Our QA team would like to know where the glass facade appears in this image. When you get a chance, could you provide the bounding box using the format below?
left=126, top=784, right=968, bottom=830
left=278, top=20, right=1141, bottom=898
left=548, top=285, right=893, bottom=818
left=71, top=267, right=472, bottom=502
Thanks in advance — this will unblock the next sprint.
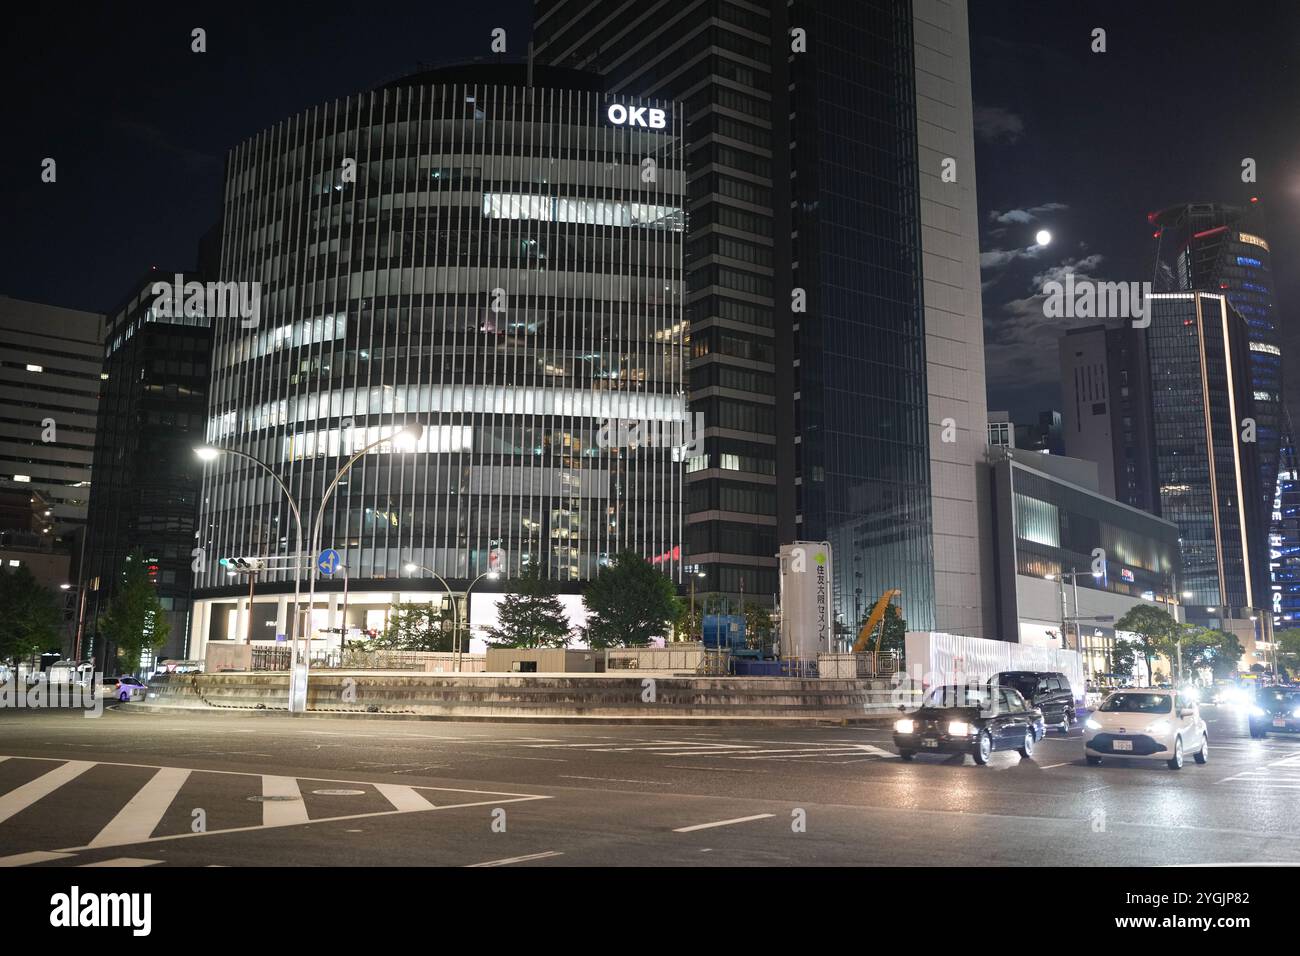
left=84, top=274, right=213, bottom=663
left=534, top=0, right=784, bottom=605
left=1146, top=293, right=1263, bottom=621
left=1271, top=426, right=1300, bottom=627
left=790, top=0, right=934, bottom=632
left=1152, top=203, right=1279, bottom=578
left=194, top=72, right=685, bottom=612
left=1010, top=467, right=1179, bottom=604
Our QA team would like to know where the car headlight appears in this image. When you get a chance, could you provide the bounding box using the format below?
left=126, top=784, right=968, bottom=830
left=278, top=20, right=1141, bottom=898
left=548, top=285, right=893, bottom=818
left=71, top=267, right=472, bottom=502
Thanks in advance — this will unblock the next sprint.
left=1085, top=718, right=1102, bottom=730
left=1146, top=720, right=1171, bottom=735
left=947, top=721, right=971, bottom=736
left=1250, top=706, right=1266, bottom=718
left=895, top=719, right=915, bottom=734
left=1292, top=709, right=1300, bottom=719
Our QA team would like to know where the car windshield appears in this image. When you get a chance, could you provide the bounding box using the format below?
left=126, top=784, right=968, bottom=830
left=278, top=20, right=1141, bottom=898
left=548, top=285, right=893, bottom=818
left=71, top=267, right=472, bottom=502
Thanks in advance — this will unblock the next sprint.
left=1099, top=692, right=1172, bottom=714
left=1258, top=689, right=1300, bottom=708
left=922, top=685, right=991, bottom=709
left=999, top=674, right=1038, bottom=697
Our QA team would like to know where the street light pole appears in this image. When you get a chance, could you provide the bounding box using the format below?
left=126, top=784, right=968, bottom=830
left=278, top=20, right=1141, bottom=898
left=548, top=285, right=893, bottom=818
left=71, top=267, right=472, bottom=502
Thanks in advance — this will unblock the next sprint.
left=459, top=570, right=501, bottom=672
left=195, top=445, right=304, bottom=704
left=304, top=424, right=423, bottom=707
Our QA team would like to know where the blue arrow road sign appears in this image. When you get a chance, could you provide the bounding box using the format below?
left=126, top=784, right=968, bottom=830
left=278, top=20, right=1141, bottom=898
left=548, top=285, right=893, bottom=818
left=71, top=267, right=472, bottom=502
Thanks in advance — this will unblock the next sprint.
left=317, top=549, right=342, bottom=576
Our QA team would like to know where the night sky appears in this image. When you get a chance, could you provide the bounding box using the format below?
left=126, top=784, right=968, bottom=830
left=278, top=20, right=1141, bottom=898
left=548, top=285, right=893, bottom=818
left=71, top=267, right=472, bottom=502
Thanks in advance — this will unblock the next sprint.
left=2, top=1, right=1296, bottom=425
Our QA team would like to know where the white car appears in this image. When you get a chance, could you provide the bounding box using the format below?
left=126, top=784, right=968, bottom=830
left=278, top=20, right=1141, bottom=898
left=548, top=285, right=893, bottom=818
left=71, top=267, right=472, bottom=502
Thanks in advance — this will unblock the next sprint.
left=1083, top=688, right=1208, bottom=770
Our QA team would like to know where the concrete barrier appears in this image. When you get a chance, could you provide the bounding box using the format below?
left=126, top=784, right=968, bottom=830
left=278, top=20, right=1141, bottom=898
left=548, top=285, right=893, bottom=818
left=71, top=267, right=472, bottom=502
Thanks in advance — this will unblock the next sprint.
left=146, top=672, right=912, bottom=719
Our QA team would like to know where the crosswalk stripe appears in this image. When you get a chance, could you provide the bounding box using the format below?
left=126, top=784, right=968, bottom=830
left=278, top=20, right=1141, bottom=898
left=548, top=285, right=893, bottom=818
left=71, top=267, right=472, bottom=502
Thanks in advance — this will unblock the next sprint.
left=88, top=766, right=191, bottom=849
left=0, top=760, right=94, bottom=825
left=79, top=858, right=162, bottom=867
left=0, top=850, right=76, bottom=867
left=261, top=776, right=309, bottom=827
left=373, top=783, right=437, bottom=812
left=467, top=850, right=563, bottom=867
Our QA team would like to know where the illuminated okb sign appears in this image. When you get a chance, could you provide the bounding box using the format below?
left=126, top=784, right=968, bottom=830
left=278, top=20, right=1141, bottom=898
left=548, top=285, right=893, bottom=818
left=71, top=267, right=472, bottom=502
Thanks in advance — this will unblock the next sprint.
left=606, top=103, right=667, bottom=129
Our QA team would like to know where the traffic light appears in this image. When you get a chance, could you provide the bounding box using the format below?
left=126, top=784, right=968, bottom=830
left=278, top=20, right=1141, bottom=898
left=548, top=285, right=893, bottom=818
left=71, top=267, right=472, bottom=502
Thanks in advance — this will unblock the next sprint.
left=219, top=557, right=265, bottom=572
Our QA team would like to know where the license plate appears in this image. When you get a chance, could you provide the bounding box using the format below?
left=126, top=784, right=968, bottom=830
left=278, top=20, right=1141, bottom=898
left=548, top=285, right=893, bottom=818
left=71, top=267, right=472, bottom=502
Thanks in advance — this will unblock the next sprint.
left=1275, top=719, right=1287, bottom=727
left=922, top=739, right=939, bottom=748
left=1112, top=740, right=1133, bottom=751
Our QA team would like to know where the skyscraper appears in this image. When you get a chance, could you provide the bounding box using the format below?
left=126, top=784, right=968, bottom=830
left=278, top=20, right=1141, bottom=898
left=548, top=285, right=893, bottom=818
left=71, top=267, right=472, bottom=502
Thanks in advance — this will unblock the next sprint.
left=83, top=270, right=215, bottom=668
left=1151, top=202, right=1280, bottom=524
left=1147, top=292, right=1266, bottom=643
left=533, top=0, right=991, bottom=637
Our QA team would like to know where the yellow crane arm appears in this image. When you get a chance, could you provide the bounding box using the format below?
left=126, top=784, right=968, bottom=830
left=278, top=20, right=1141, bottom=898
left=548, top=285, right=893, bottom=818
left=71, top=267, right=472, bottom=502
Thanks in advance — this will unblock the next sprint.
left=851, top=589, right=902, bottom=655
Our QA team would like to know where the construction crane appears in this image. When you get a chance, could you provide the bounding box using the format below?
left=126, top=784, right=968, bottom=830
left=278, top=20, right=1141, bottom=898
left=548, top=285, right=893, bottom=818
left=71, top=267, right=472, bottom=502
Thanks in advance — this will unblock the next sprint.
left=851, top=589, right=902, bottom=655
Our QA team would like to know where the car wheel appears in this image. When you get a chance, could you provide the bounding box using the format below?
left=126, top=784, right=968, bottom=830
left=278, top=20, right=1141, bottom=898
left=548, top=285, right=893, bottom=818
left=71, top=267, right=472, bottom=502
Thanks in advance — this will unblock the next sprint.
left=1250, top=727, right=1267, bottom=739
left=1167, top=736, right=1184, bottom=770
left=1018, top=730, right=1035, bottom=759
left=973, top=730, right=993, bottom=765
left=1086, top=755, right=1103, bottom=766
left=898, top=750, right=915, bottom=761
left=1058, top=709, right=1072, bottom=734
left=1194, top=735, right=1208, bottom=764
left=118, top=691, right=129, bottom=702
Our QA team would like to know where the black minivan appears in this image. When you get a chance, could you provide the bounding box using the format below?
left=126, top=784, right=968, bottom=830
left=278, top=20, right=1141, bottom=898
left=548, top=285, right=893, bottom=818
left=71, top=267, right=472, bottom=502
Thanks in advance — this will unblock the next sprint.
left=990, top=671, right=1076, bottom=734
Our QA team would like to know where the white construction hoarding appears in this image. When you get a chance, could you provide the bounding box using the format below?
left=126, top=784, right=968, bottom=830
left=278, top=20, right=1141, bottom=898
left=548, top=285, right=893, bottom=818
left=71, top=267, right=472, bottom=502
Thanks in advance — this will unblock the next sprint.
left=904, top=631, right=1086, bottom=701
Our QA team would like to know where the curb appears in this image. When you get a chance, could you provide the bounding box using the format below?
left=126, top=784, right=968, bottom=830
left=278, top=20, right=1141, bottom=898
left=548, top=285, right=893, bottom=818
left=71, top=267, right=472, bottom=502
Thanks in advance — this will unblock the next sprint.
left=121, top=702, right=900, bottom=727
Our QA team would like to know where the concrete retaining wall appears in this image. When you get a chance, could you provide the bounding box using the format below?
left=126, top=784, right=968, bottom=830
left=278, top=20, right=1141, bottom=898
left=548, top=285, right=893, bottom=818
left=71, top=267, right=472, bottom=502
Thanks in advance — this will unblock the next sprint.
left=148, top=672, right=914, bottom=718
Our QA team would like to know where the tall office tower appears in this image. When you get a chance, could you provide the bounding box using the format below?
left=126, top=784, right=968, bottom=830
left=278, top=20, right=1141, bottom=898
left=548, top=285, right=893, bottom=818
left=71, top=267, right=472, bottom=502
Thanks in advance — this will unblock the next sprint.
left=534, top=0, right=991, bottom=637
left=0, top=296, right=105, bottom=548
left=82, top=271, right=215, bottom=669
left=1147, top=293, right=1267, bottom=644
left=1271, top=419, right=1300, bottom=630
left=1150, top=202, right=1279, bottom=521
left=536, top=0, right=787, bottom=610
left=1060, top=323, right=1158, bottom=513
left=190, top=64, right=685, bottom=654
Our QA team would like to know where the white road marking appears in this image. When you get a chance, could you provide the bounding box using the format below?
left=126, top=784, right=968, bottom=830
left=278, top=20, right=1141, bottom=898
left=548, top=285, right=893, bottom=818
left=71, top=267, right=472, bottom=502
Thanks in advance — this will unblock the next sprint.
left=673, top=813, right=775, bottom=833
left=0, top=760, right=94, bottom=825
left=373, top=783, right=437, bottom=812
left=1039, top=762, right=1071, bottom=770
left=558, top=775, right=671, bottom=785
left=261, top=776, right=309, bottom=827
left=467, top=850, right=563, bottom=867
left=80, top=857, right=162, bottom=867
left=88, top=766, right=191, bottom=848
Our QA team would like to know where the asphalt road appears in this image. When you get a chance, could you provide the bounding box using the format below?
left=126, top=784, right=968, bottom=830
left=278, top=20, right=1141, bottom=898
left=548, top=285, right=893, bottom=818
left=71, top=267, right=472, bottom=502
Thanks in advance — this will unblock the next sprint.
left=1, top=704, right=1298, bottom=867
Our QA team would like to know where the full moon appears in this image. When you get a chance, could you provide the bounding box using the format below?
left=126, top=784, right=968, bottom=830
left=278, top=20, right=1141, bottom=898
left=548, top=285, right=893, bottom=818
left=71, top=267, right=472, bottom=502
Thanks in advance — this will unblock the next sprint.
left=1035, top=229, right=1052, bottom=246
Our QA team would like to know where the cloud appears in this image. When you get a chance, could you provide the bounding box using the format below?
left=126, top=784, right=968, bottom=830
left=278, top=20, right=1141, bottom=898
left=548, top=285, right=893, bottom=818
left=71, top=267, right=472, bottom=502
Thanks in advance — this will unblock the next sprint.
left=973, top=105, right=1025, bottom=144
left=988, top=202, right=1068, bottom=225
left=981, top=254, right=1109, bottom=391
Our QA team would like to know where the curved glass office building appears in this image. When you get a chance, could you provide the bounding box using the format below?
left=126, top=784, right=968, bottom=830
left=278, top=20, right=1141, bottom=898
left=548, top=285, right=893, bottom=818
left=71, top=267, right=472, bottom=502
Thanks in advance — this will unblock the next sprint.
left=191, top=65, right=685, bottom=652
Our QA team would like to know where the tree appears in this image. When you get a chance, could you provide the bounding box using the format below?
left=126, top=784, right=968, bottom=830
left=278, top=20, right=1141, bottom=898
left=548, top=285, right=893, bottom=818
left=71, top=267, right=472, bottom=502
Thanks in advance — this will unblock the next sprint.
left=483, top=561, right=571, bottom=648
left=1111, top=638, right=1140, bottom=679
left=373, top=602, right=454, bottom=652
left=672, top=600, right=701, bottom=643
left=582, top=550, right=678, bottom=648
left=0, top=564, right=63, bottom=668
left=744, top=604, right=774, bottom=651
left=1181, top=626, right=1243, bottom=680
left=97, top=550, right=170, bottom=674
left=1114, top=605, right=1177, bottom=683
left=863, top=603, right=907, bottom=658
